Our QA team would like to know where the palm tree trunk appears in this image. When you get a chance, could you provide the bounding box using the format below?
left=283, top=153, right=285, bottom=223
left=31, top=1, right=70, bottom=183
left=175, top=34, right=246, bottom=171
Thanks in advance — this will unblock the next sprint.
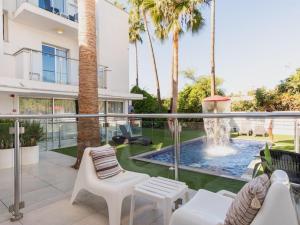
left=169, top=43, right=174, bottom=112
left=171, top=30, right=179, bottom=113
left=74, top=0, right=100, bottom=169
left=142, top=11, right=162, bottom=111
left=135, top=41, right=139, bottom=87
left=210, top=0, right=216, bottom=96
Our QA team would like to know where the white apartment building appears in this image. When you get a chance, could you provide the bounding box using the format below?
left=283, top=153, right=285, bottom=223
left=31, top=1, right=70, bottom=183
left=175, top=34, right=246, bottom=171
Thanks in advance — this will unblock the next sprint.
left=0, top=0, right=142, bottom=116
left=0, top=0, right=142, bottom=149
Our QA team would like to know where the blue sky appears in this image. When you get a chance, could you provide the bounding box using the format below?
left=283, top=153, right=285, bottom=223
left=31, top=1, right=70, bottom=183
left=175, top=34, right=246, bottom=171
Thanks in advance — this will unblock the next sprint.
left=122, top=0, right=300, bottom=98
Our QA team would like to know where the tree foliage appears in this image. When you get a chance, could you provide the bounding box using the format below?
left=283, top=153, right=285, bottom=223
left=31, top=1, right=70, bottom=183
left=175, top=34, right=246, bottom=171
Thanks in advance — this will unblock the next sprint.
left=277, top=69, right=300, bottom=95
left=129, top=7, right=145, bottom=44
left=231, top=100, right=255, bottom=112
left=232, top=69, right=300, bottom=112
left=130, top=86, right=162, bottom=113
left=143, top=0, right=207, bottom=113
left=178, top=75, right=224, bottom=113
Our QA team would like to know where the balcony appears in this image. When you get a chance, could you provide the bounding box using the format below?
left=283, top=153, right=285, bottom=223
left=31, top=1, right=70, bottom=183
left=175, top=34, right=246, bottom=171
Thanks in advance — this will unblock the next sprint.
left=14, top=48, right=108, bottom=89
left=14, top=0, right=78, bottom=38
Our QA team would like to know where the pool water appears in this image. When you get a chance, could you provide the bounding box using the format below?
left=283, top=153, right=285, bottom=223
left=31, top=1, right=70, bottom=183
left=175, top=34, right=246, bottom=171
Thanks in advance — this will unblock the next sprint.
left=143, top=139, right=266, bottom=177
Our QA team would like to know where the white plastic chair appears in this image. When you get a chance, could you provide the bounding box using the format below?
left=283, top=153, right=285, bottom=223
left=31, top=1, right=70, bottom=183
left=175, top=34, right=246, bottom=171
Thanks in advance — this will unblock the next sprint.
left=170, top=170, right=299, bottom=225
left=253, top=124, right=266, bottom=136
left=238, top=120, right=251, bottom=136
left=71, top=146, right=150, bottom=225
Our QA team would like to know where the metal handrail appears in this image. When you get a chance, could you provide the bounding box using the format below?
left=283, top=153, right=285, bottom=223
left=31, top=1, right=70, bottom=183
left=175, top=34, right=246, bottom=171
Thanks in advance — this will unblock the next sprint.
left=7, top=48, right=109, bottom=69
left=0, top=112, right=300, bottom=120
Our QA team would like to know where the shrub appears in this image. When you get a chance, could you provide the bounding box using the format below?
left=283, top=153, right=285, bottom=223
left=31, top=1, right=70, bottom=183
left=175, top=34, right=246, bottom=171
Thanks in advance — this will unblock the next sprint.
left=20, top=121, right=44, bottom=147
left=131, top=86, right=161, bottom=113
left=0, top=120, right=14, bottom=149
left=131, top=86, right=168, bottom=128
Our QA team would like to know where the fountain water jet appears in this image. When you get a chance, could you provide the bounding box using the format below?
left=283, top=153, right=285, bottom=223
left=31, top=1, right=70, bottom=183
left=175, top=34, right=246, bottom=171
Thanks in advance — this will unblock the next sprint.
left=202, top=96, right=236, bottom=157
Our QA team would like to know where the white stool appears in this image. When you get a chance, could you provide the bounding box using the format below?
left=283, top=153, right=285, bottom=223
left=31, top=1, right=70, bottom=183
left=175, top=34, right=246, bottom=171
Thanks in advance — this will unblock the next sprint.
left=129, top=177, right=188, bottom=225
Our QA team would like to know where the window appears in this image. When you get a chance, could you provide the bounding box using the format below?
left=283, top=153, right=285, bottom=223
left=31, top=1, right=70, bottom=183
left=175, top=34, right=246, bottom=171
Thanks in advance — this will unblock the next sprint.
left=42, top=44, right=68, bottom=84
left=19, top=97, right=52, bottom=115
left=107, top=101, right=124, bottom=114
left=99, top=101, right=105, bottom=114
left=53, top=0, right=66, bottom=15
left=2, top=10, right=8, bottom=42
left=38, top=0, right=78, bottom=22
left=98, top=67, right=107, bottom=89
left=39, top=0, right=66, bottom=14
left=19, top=97, right=77, bottom=115
left=54, top=99, right=76, bottom=114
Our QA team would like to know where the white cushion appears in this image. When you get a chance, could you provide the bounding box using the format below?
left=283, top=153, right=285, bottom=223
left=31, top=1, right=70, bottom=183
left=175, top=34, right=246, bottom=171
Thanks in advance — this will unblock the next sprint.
left=170, top=189, right=233, bottom=225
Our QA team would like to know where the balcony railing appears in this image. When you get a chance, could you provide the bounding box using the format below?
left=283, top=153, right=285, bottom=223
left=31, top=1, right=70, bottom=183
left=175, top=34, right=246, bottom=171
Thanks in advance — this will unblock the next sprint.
left=0, top=112, right=299, bottom=221
left=16, top=0, right=78, bottom=22
left=13, top=48, right=108, bottom=88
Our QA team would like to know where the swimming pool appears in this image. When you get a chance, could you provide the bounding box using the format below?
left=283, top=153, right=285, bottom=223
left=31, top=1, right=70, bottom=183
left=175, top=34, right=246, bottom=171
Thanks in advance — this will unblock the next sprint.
left=139, top=139, right=266, bottom=178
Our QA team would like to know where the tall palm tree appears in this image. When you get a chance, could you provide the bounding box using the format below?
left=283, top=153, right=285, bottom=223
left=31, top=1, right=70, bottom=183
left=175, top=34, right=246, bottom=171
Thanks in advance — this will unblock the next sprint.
left=129, top=0, right=163, bottom=110
left=145, top=0, right=207, bottom=112
left=74, top=0, right=100, bottom=169
left=210, top=0, right=216, bottom=96
left=129, top=8, right=145, bottom=87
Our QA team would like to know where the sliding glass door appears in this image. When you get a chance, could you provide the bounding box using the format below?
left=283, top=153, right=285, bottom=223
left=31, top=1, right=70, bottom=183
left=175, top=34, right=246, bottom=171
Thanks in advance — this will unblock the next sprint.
left=52, top=0, right=66, bottom=15
left=42, top=44, right=68, bottom=84
left=56, top=48, right=68, bottom=84
left=42, top=45, right=56, bottom=83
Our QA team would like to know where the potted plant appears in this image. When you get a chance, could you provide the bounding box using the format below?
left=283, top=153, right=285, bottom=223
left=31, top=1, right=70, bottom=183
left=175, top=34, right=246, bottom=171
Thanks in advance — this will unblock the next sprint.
left=252, top=144, right=273, bottom=178
left=0, top=120, right=14, bottom=169
left=20, top=121, right=44, bottom=165
left=0, top=120, right=44, bottom=169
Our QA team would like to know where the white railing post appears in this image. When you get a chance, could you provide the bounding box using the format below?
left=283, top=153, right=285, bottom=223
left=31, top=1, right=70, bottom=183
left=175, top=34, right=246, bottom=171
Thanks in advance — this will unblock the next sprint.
left=173, top=119, right=181, bottom=181
left=295, top=119, right=300, bottom=153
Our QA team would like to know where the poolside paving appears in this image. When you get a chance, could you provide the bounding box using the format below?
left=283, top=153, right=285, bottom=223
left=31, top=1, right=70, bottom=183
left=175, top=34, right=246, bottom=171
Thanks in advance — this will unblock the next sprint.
left=0, top=151, right=194, bottom=225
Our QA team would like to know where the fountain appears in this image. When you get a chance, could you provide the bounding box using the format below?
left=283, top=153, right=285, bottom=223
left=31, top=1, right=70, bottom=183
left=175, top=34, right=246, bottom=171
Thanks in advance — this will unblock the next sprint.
left=202, top=95, right=237, bottom=157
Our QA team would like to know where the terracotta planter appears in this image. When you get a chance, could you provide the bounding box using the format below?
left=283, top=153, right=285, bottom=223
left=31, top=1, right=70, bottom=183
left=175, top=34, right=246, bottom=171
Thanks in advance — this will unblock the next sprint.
left=0, top=146, right=39, bottom=169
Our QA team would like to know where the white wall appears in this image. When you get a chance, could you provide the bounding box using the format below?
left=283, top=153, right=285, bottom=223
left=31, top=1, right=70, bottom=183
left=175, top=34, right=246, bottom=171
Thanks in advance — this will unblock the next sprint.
left=96, top=0, right=129, bottom=93
left=0, top=0, right=3, bottom=55
left=230, top=118, right=296, bottom=136
left=0, top=93, right=19, bottom=114
left=3, top=0, right=15, bottom=12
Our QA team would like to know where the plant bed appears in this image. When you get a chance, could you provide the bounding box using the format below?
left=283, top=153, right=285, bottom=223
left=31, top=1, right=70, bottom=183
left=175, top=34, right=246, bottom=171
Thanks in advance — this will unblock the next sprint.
left=0, top=120, right=44, bottom=169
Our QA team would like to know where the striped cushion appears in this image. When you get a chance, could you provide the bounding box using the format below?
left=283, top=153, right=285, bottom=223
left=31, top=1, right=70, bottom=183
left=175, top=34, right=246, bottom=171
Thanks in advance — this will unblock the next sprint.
left=90, top=145, right=123, bottom=179
left=224, top=174, right=271, bottom=225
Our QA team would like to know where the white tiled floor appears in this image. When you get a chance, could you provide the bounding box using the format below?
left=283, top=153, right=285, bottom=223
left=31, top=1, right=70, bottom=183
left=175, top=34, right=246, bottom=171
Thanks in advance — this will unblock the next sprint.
left=0, top=151, right=166, bottom=225
left=0, top=151, right=299, bottom=225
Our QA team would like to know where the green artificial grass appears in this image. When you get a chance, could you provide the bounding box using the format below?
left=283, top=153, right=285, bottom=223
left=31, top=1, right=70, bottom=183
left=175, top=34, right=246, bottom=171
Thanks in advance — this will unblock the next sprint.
left=52, top=128, right=294, bottom=193
left=231, top=133, right=295, bottom=152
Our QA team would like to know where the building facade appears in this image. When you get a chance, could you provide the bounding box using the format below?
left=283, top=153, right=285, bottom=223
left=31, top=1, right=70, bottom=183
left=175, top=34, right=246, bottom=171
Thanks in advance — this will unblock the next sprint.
left=0, top=0, right=142, bottom=149
left=0, top=0, right=142, bottom=115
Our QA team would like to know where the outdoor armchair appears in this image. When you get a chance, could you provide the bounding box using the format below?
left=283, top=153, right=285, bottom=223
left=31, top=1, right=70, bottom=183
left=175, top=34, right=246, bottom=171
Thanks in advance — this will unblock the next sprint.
left=71, top=146, right=150, bottom=225
left=119, top=125, right=152, bottom=146
left=260, top=149, right=300, bottom=184
left=169, top=170, right=298, bottom=225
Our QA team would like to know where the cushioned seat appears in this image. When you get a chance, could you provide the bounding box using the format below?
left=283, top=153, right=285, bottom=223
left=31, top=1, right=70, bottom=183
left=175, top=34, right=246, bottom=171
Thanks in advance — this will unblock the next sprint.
left=170, top=170, right=299, bottom=225
left=171, top=189, right=233, bottom=225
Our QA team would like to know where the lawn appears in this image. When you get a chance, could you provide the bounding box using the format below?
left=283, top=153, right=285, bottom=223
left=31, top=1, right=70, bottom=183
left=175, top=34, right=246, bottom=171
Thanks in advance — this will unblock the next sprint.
left=52, top=128, right=295, bottom=193
left=231, top=133, right=295, bottom=151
